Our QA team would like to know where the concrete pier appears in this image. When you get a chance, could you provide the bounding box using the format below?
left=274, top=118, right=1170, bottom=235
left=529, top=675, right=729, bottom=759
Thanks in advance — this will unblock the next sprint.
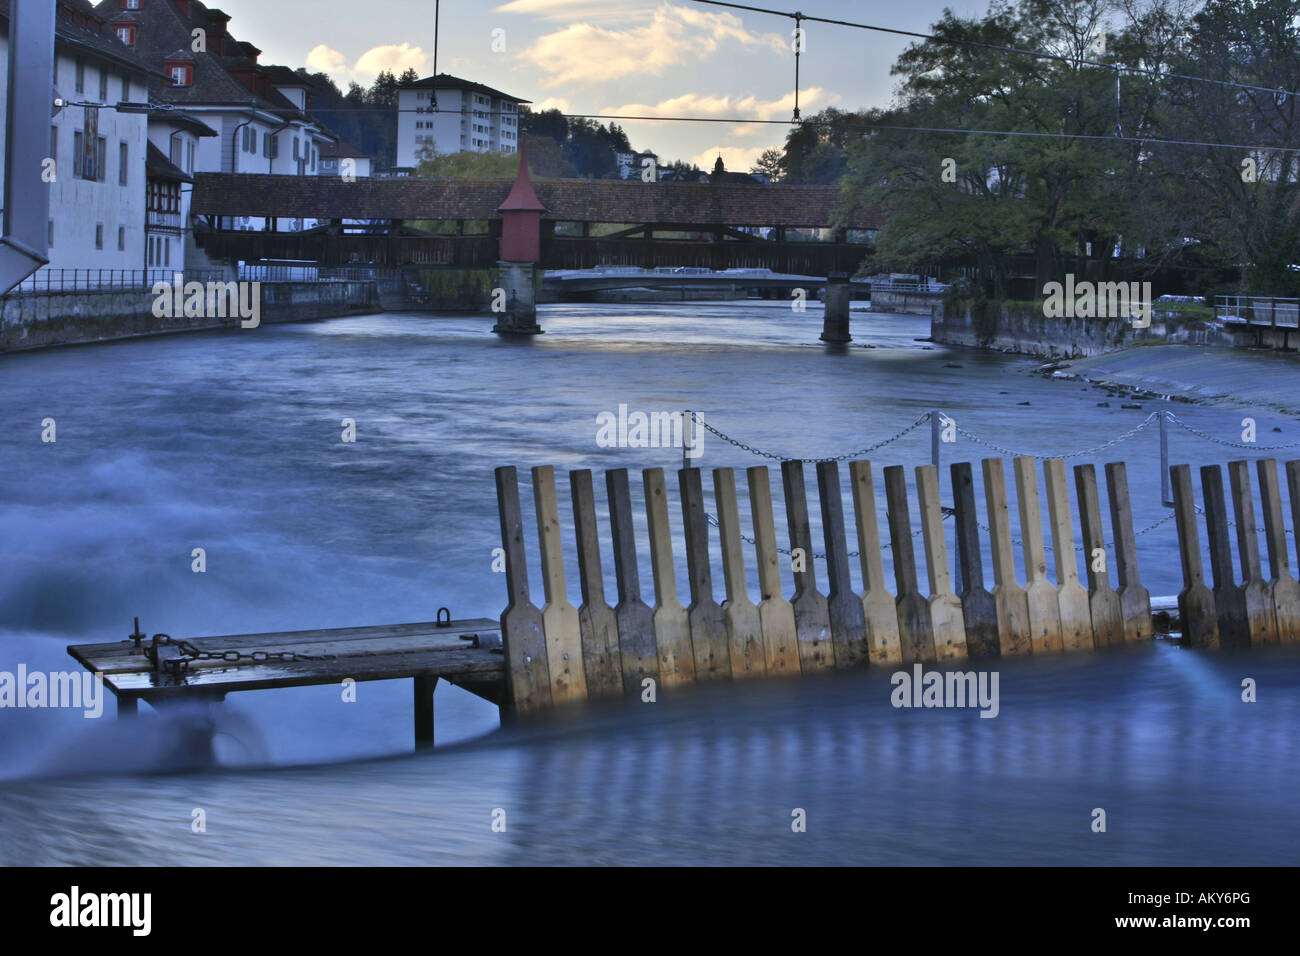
left=820, top=273, right=851, bottom=343
left=491, top=261, right=542, bottom=334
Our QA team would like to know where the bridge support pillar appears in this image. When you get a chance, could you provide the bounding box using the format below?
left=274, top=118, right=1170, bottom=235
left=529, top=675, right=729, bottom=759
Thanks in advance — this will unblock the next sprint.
left=820, top=273, right=851, bottom=343
left=492, top=261, right=542, bottom=335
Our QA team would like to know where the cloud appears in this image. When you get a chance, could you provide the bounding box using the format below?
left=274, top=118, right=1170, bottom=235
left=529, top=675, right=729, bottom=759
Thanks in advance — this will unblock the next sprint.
left=520, top=3, right=786, bottom=87
left=603, top=89, right=832, bottom=123
left=304, top=43, right=429, bottom=85
left=534, top=96, right=572, bottom=112
left=494, top=0, right=654, bottom=20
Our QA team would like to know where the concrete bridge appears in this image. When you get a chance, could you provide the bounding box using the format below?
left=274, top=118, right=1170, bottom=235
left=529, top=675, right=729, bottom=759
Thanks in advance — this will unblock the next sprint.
left=189, top=141, right=882, bottom=339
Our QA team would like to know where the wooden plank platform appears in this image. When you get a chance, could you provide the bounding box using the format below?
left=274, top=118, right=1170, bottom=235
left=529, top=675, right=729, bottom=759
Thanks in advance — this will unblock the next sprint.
left=67, top=618, right=506, bottom=715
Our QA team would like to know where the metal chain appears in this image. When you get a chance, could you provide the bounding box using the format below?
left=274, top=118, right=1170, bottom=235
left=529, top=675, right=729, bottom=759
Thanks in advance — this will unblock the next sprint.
left=705, top=509, right=935, bottom=560
left=976, top=509, right=1179, bottom=550
left=1167, top=413, right=1300, bottom=451
left=955, top=413, right=1159, bottom=460
left=691, top=412, right=931, bottom=463
left=143, top=633, right=338, bottom=678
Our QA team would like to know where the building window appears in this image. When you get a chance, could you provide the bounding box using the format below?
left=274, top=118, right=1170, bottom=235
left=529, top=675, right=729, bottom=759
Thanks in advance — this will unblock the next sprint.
left=170, top=134, right=182, bottom=167
left=187, top=141, right=195, bottom=173
left=99, top=69, right=108, bottom=101
left=170, top=65, right=191, bottom=86
left=164, top=239, right=170, bottom=267
left=48, top=220, right=54, bottom=246
left=115, top=25, right=136, bottom=46
left=95, top=224, right=104, bottom=250
left=75, top=59, right=84, bottom=93
left=117, top=226, right=125, bottom=251
left=121, top=73, right=130, bottom=100
left=124, top=0, right=140, bottom=8
left=119, top=142, right=128, bottom=185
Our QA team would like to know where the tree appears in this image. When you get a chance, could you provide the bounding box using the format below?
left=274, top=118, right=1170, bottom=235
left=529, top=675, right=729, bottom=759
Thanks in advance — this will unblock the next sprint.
left=750, top=147, right=784, bottom=181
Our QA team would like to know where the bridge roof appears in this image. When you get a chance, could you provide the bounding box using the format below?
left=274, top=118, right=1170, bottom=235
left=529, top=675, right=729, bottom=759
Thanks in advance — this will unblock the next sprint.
left=191, top=174, right=882, bottom=229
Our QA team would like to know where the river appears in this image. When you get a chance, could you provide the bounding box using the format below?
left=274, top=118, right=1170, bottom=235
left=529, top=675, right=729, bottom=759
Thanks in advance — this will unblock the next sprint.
left=1, top=302, right=1297, bottom=864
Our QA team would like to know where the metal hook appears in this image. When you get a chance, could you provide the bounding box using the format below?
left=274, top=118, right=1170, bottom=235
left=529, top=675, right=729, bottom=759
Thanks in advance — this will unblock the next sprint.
left=436, top=607, right=452, bottom=627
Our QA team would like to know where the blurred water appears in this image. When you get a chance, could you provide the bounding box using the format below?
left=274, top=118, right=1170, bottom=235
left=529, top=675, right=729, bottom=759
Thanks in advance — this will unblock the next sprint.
left=0, top=302, right=1297, bottom=864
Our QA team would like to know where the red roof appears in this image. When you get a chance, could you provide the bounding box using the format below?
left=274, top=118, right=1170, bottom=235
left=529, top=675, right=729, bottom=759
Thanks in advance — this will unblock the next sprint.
left=496, top=139, right=547, bottom=213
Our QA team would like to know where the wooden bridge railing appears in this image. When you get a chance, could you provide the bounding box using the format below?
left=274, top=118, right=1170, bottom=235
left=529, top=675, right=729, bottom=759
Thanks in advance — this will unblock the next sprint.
left=494, top=456, right=1157, bottom=716
left=1170, top=459, right=1300, bottom=649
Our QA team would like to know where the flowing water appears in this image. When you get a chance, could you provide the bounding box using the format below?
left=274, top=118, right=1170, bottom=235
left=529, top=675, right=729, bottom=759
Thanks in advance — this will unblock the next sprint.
left=1, top=303, right=1297, bottom=864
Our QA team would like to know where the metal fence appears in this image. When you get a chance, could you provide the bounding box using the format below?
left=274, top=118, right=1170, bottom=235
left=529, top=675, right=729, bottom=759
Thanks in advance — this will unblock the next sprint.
left=4, top=269, right=228, bottom=295
left=1215, top=295, right=1300, bottom=328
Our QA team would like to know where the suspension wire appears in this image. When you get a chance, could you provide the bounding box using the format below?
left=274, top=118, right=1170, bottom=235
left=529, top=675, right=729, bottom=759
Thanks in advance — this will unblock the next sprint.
left=432, top=0, right=440, bottom=111
left=689, top=0, right=1300, bottom=101
left=792, top=11, right=802, bottom=121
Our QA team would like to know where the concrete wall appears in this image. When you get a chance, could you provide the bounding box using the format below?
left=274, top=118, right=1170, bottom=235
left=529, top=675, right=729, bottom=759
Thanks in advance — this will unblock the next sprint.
left=931, top=301, right=1146, bottom=357
left=872, top=289, right=945, bottom=315
left=1, top=280, right=379, bottom=353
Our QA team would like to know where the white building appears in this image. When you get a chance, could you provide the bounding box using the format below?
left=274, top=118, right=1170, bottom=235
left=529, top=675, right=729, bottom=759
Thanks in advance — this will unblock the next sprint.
left=319, top=141, right=372, bottom=179
left=395, top=74, right=528, bottom=169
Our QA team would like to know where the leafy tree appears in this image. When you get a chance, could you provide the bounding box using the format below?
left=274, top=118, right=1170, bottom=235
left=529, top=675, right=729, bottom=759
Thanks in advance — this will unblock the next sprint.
left=750, top=147, right=784, bottom=181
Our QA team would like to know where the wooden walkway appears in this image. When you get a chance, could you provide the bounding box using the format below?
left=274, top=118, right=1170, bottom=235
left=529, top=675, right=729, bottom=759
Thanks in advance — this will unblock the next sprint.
left=67, top=617, right=503, bottom=747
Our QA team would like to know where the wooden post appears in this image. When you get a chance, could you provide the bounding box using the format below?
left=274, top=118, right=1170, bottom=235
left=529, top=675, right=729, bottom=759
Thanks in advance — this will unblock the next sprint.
left=884, top=465, right=935, bottom=662
left=1105, top=462, right=1153, bottom=642
left=643, top=467, right=696, bottom=688
left=607, top=468, right=660, bottom=693
left=747, top=466, right=800, bottom=675
left=781, top=461, right=835, bottom=673
left=1014, top=457, right=1063, bottom=654
left=570, top=469, right=623, bottom=698
left=915, top=464, right=966, bottom=660
left=414, top=675, right=437, bottom=749
left=1171, top=464, right=1219, bottom=648
left=679, top=467, right=730, bottom=679
left=1259, top=459, right=1300, bottom=643
left=118, top=694, right=138, bottom=720
left=714, top=468, right=766, bottom=677
left=950, top=462, right=999, bottom=658
left=1229, top=460, right=1279, bottom=645
left=1074, top=464, right=1124, bottom=649
left=1201, top=464, right=1249, bottom=647
left=982, top=458, right=1032, bottom=655
left=494, top=466, right=552, bottom=716
left=1043, top=458, right=1092, bottom=652
left=817, top=461, right=870, bottom=668
left=532, top=466, right=588, bottom=703
left=849, top=460, right=903, bottom=665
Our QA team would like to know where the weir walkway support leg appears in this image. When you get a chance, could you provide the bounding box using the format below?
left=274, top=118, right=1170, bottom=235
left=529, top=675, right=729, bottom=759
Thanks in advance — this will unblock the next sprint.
left=492, top=261, right=543, bottom=335
left=820, top=273, right=851, bottom=343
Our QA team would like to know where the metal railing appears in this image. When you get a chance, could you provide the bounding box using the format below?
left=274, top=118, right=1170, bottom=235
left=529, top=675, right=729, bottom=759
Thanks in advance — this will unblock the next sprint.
left=5, top=269, right=226, bottom=295
left=1214, top=295, right=1300, bottom=328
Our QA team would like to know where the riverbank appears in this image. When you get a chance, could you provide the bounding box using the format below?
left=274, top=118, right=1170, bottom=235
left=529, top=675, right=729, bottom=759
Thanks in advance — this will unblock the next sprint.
left=1036, top=343, right=1300, bottom=415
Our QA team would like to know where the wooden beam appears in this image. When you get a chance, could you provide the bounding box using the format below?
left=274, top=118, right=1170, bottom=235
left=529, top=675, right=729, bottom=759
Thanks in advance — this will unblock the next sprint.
left=1171, top=464, right=1219, bottom=648
left=950, top=462, right=999, bottom=658
left=1074, top=464, right=1124, bottom=648
left=570, top=469, right=623, bottom=698
left=714, top=468, right=766, bottom=677
left=1105, top=462, right=1153, bottom=642
left=679, top=467, right=730, bottom=679
left=608, top=468, right=660, bottom=693
left=818, top=462, right=869, bottom=668
left=781, top=461, right=835, bottom=673
left=982, top=458, right=1032, bottom=655
left=532, top=466, right=587, bottom=704
left=413, top=675, right=437, bottom=749
left=1229, top=460, right=1279, bottom=645
left=1043, top=458, right=1092, bottom=652
left=916, top=465, right=966, bottom=660
left=1258, top=459, right=1300, bottom=643
left=1201, top=464, right=1248, bottom=647
left=1015, top=457, right=1064, bottom=654
left=644, top=467, right=696, bottom=688
left=747, top=466, right=800, bottom=675
left=494, top=466, right=552, bottom=716
left=849, top=460, right=903, bottom=665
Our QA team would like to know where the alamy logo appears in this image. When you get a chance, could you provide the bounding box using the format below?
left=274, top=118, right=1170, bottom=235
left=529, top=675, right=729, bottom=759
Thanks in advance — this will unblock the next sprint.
left=50, top=887, right=151, bottom=936
left=595, top=405, right=704, bottom=459
left=1042, top=275, right=1152, bottom=328
left=890, top=663, right=1000, bottom=718
left=151, top=274, right=261, bottom=328
left=0, top=667, right=104, bottom=718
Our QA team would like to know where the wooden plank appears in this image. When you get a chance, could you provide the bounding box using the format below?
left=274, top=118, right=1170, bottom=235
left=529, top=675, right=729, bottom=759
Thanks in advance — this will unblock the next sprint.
left=1043, top=458, right=1092, bottom=652
left=982, top=458, right=1032, bottom=655
left=781, top=461, right=835, bottom=673
left=679, top=467, right=730, bottom=679
left=607, top=468, right=660, bottom=693
left=1259, top=459, right=1300, bottom=643
left=495, top=466, right=552, bottom=716
left=532, top=466, right=588, bottom=704
left=747, top=466, right=800, bottom=675
left=849, top=460, right=903, bottom=666
left=818, top=461, right=870, bottom=668
left=1105, top=462, right=1154, bottom=643
left=950, top=462, right=999, bottom=658
left=714, top=468, right=766, bottom=677
left=644, top=467, right=696, bottom=688
left=1201, top=464, right=1249, bottom=648
left=414, top=675, right=437, bottom=749
left=1074, top=464, right=1124, bottom=649
left=569, top=469, right=624, bottom=698
left=915, top=465, right=965, bottom=660
left=882, top=465, right=933, bottom=663
left=1229, top=460, right=1279, bottom=645
left=1015, top=457, right=1064, bottom=654
left=1171, top=464, right=1219, bottom=649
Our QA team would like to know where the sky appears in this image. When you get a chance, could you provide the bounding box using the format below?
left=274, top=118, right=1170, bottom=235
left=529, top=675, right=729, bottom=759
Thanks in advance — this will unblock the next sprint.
left=210, top=0, right=995, bottom=169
